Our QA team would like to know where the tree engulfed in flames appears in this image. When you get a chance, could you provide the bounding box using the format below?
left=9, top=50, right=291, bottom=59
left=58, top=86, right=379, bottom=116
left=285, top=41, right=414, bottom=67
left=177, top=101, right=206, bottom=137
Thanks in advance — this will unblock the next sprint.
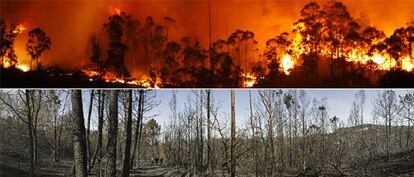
left=2, top=23, right=31, bottom=73
left=276, top=21, right=414, bottom=75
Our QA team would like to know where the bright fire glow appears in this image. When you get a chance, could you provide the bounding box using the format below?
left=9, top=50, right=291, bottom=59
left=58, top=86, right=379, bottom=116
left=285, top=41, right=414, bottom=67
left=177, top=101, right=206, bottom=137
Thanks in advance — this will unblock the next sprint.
left=82, top=69, right=160, bottom=88
left=16, top=63, right=30, bottom=72
left=12, top=24, right=27, bottom=34
left=3, top=60, right=12, bottom=68
left=109, top=7, right=122, bottom=16
left=402, top=56, right=414, bottom=72
left=281, top=54, right=295, bottom=75
left=3, top=60, right=30, bottom=72
left=82, top=69, right=100, bottom=78
left=283, top=21, right=413, bottom=74
left=291, top=22, right=306, bottom=56
left=370, top=53, right=396, bottom=70
left=242, top=73, right=257, bottom=87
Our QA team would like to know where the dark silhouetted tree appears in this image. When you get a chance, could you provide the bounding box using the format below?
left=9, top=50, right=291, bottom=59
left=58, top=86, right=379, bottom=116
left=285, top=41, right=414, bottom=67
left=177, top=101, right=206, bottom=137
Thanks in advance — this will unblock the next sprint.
left=26, top=28, right=51, bottom=70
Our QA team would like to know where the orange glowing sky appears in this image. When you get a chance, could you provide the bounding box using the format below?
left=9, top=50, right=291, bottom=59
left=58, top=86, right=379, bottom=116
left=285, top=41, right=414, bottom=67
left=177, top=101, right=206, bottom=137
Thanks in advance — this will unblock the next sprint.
left=1, top=0, right=413, bottom=69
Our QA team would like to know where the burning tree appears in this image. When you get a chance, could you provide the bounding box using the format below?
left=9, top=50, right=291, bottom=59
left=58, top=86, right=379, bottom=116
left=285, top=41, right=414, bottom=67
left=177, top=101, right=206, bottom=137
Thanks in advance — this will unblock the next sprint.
left=26, top=28, right=51, bottom=71
left=78, top=2, right=414, bottom=87
left=0, top=19, right=25, bottom=68
left=104, top=14, right=129, bottom=78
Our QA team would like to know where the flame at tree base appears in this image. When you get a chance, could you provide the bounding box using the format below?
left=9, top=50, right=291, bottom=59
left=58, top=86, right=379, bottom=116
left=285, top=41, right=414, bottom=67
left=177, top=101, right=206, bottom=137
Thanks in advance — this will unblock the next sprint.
left=2, top=60, right=31, bottom=72
left=82, top=69, right=160, bottom=88
left=243, top=73, right=257, bottom=87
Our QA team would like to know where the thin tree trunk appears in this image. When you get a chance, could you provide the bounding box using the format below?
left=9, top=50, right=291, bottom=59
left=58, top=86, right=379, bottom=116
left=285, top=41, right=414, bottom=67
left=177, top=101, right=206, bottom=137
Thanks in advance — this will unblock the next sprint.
left=249, top=91, right=258, bottom=177
left=89, top=91, right=105, bottom=176
left=107, top=90, right=119, bottom=177
left=97, top=91, right=105, bottom=177
left=131, top=90, right=144, bottom=168
left=53, top=104, right=58, bottom=162
left=407, top=110, right=411, bottom=150
left=230, top=90, right=236, bottom=177
left=207, top=90, right=212, bottom=174
left=198, top=90, right=203, bottom=172
left=122, top=90, right=133, bottom=177
left=71, top=90, right=88, bottom=177
left=87, top=90, right=94, bottom=168
left=136, top=99, right=145, bottom=168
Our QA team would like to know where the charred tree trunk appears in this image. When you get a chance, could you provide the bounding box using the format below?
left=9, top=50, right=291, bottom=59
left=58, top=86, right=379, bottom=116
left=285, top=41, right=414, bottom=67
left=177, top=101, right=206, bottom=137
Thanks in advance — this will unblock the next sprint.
left=53, top=111, right=58, bottom=162
left=86, top=90, right=94, bottom=168
left=33, top=91, right=41, bottom=173
left=121, top=90, right=133, bottom=177
left=26, top=91, right=35, bottom=177
left=107, top=90, right=119, bottom=177
left=198, top=90, right=204, bottom=173
left=207, top=90, right=212, bottom=174
left=71, top=90, right=88, bottom=177
left=230, top=90, right=236, bottom=177
left=89, top=91, right=105, bottom=176
left=131, top=90, right=144, bottom=168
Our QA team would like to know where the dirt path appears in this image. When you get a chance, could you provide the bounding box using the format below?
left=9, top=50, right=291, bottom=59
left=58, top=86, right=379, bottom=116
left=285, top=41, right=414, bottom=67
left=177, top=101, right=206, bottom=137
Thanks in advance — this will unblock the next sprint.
left=130, top=165, right=186, bottom=177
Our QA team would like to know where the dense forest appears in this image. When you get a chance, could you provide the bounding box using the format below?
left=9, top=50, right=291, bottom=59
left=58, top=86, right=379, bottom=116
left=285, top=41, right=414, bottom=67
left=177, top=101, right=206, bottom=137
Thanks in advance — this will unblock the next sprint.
left=1, top=1, right=414, bottom=88
left=0, top=89, right=413, bottom=177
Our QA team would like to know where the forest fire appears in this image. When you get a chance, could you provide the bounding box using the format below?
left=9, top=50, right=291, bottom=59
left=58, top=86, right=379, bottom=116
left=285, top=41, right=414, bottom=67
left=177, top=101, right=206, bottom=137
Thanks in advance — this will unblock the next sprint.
left=1, top=0, right=414, bottom=88
left=281, top=54, right=295, bottom=75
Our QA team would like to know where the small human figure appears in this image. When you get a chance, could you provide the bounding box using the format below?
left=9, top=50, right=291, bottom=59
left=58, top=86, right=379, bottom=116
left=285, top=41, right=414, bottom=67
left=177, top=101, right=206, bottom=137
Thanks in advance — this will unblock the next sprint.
left=160, top=158, right=164, bottom=166
left=155, top=157, right=159, bottom=165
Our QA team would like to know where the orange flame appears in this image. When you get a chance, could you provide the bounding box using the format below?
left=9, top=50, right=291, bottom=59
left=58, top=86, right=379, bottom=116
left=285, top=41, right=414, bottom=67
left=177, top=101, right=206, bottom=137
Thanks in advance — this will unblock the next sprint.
left=401, top=56, right=414, bottom=72
left=280, top=21, right=414, bottom=74
left=82, top=69, right=160, bottom=88
left=109, top=7, right=122, bottom=16
left=12, top=24, right=27, bottom=34
left=281, top=54, right=295, bottom=75
left=16, top=63, right=30, bottom=72
left=242, top=72, right=257, bottom=87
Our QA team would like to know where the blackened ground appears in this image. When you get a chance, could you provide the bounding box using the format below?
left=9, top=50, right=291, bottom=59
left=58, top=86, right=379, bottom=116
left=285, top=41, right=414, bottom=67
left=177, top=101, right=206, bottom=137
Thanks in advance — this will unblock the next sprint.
left=2, top=67, right=414, bottom=88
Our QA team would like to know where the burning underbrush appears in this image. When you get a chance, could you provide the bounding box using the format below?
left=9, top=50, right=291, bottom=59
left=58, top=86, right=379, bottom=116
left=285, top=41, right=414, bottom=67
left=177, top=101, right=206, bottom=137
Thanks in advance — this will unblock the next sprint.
left=81, top=68, right=160, bottom=88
